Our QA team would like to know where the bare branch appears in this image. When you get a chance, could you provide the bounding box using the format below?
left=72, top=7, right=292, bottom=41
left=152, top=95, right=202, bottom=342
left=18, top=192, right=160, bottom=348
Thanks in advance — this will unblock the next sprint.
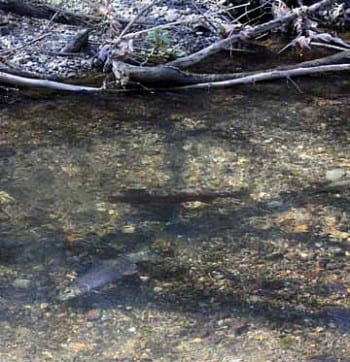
left=172, top=64, right=350, bottom=90
left=114, top=0, right=159, bottom=44
left=167, top=0, right=331, bottom=68
left=0, top=71, right=101, bottom=92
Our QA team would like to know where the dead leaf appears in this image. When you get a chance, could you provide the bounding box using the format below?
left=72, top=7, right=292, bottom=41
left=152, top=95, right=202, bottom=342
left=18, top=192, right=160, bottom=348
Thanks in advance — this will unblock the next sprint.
left=69, top=342, right=89, bottom=352
left=293, top=224, right=310, bottom=233
left=328, top=226, right=350, bottom=240
left=66, top=232, right=84, bottom=243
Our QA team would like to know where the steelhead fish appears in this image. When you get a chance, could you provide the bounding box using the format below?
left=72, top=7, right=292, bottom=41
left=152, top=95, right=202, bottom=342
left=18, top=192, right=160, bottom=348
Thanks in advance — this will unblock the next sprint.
left=58, top=254, right=139, bottom=301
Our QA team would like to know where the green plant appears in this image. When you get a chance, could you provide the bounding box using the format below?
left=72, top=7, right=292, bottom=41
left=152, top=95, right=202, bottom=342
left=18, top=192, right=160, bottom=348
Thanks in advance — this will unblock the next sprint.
left=144, top=29, right=185, bottom=63
left=146, top=29, right=170, bottom=51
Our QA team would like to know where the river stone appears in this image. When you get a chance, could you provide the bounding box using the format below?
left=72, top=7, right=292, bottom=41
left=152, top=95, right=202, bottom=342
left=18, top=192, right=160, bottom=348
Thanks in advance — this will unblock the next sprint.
left=325, top=168, right=347, bottom=182
left=12, top=278, right=32, bottom=289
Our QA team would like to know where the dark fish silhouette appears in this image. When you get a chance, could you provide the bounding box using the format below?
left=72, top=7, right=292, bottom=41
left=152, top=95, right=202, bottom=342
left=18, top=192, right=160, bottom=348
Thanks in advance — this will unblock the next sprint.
left=109, top=188, right=247, bottom=205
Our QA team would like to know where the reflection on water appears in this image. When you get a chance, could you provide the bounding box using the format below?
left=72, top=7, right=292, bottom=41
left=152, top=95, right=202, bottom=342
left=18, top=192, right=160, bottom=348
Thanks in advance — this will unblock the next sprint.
left=0, top=84, right=349, bottom=360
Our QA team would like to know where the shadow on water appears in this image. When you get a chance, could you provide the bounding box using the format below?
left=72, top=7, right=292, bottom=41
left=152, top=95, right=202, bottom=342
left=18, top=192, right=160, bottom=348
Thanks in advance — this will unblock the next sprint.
left=55, top=185, right=350, bottom=326
left=0, top=83, right=349, bottom=360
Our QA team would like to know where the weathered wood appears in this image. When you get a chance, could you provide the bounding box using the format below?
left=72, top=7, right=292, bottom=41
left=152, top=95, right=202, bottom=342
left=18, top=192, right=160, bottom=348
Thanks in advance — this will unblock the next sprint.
left=0, top=66, right=58, bottom=80
left=112, top=54, right=350, bottom=89
left=61, top=29, right=90, bottom=53
left=0, top=0, right=100, bottom=25
left=0, top=0, right=348, bottom=93
left=280, top=50, right=350, bottom=69
left=0, top=70, right=101, bottom=91
left=112, top=61, right=242, bottom=86
left=171, top=64, right=350, bottom=90
left=166, top=0, right=332, bottom=68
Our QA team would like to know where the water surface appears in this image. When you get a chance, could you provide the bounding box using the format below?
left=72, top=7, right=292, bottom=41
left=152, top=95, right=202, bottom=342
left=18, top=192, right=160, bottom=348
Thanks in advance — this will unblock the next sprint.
left=0, top=81, right=349, bottom=361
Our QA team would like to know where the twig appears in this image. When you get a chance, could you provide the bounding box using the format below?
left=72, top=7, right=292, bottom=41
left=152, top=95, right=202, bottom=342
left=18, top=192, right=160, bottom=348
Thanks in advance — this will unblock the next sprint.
left=122, top=20, right=185, bottom=39
left=0, top=33, right=51, bottom=58
left=310, top=41, right=350, bottom=52
left=45, top=10, right=60, bottom=29
left=167, top=0, right=331, bottom=68
left=114, top=0, right=159, bottom=44
left=218, top=2, right=251, bottom=14
left=286, top=76, right=303, bottom=93
left=278, top=40, right=294, bottom=54
left=190, top=0, right=219, bottom=32
left=235, top=0, right=273, bottom=25
left=43, top=3, right=101, bottom=24
left=243, top=12, right=269, bottom=26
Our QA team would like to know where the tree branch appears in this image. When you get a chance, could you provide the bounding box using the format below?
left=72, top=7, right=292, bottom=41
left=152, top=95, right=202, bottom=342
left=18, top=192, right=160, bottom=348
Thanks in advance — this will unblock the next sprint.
left=171, top=64, right=350, bottom=90
left=0, top=71, right=101, bottom=92
left=166, top=0, right=331, bottom=68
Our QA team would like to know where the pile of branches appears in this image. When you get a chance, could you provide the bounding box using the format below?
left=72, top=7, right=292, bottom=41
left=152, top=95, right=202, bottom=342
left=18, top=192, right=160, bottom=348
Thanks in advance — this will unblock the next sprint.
left=0, top=0, right=350, bottom=93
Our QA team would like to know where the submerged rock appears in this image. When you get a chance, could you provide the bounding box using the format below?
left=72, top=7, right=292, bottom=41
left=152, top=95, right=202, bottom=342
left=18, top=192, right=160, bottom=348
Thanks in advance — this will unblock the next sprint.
left=12, top=278, right=32, bottom=289
left=325, top=168, right=349, bottom=183
left=319, top=168, right=350, bottom=191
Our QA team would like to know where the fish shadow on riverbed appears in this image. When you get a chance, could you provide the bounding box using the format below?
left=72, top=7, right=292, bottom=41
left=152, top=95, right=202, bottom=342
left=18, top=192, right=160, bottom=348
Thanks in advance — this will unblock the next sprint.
left=57, top=183, right=349, bottom=330
left=0, top=184, right=349, bottom=341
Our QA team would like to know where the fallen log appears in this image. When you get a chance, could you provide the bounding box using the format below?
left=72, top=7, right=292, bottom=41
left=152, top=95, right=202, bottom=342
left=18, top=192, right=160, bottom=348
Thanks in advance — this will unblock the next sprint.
left=2, top=60, right=349, bottom=93
left=112, top=61, right=244, bottom=86
left=112, top=51, right=350, bottom=88
left=0, top=66, right=58, bottom=80
left=0, top=0, right=100, bottom=25
left=0, top=71, right=101, bottom=92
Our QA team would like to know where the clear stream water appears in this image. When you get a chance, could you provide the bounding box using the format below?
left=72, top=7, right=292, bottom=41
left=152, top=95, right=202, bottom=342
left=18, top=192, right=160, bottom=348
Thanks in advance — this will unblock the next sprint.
left=0, top=81, right=349, bottom=361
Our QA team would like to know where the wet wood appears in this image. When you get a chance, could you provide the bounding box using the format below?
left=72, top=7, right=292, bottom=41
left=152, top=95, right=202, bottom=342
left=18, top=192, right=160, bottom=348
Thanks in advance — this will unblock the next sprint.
left=112, top=61, right=241, bottom=86
left=112, top=59, right=350, bottom=89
